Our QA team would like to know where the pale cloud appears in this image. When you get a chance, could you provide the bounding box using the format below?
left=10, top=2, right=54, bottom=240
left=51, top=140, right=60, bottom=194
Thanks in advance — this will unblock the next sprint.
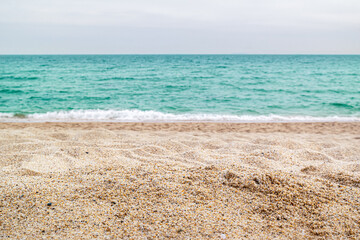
left=0, top=0, right=359, bottom=53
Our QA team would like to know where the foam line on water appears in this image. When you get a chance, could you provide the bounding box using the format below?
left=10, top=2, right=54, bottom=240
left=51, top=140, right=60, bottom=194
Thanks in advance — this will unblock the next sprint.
left=1, top=110, right=360, bottom=122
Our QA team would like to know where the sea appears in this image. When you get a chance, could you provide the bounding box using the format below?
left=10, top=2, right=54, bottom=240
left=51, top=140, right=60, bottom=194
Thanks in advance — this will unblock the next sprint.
left=0, top=54, right=359, bottom=122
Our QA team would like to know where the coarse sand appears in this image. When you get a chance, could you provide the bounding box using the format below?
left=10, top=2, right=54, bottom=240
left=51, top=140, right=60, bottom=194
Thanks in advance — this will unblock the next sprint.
left=1, top=122, right=360, bottom=239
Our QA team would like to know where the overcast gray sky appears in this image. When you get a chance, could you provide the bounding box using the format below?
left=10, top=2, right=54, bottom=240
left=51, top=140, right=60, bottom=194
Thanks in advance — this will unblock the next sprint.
left=0, top=0, right=359, bottom=54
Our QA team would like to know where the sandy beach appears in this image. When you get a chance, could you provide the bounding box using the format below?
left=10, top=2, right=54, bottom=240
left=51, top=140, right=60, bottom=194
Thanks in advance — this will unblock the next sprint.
left=1, top=122, right=360, bottom=239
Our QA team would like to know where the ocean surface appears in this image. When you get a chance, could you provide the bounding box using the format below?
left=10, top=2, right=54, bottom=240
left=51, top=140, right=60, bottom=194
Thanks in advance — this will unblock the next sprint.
left=0, top=55, right=359, bottom=122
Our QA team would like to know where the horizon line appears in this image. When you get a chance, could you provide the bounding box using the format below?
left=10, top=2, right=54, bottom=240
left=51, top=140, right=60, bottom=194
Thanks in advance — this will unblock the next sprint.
left=1, top=53, right=360, bottom=56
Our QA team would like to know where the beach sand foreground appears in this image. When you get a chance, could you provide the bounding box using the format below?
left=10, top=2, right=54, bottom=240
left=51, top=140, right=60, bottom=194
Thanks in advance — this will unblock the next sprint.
left=1, top=122, right=360, bottom=239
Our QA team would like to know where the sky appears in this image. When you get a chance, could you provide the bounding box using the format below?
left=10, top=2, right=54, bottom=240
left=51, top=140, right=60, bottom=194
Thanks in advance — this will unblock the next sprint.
left=0, top=0, right=359, bottom=54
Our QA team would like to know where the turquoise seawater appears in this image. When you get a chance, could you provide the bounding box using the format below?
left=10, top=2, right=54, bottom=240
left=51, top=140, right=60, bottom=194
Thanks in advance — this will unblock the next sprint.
left=0, top=55, right=359, bottom=122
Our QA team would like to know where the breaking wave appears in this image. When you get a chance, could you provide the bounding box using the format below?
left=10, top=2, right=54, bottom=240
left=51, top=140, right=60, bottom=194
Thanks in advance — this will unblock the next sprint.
left=1, top=110, right=360, bottom=122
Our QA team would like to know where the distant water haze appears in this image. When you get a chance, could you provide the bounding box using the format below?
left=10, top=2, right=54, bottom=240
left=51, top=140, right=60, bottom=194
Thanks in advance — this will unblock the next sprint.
left=0, top=55, right=359, bottom=122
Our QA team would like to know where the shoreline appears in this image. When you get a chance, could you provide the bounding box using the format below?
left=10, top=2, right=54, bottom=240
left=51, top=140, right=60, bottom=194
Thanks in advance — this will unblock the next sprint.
left=1, top=119, right=360, bottom=123
left=1, top=121, right=360, bottom=134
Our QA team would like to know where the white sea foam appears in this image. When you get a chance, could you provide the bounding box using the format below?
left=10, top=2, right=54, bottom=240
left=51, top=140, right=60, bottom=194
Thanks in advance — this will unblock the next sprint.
left=0, top=113, right=14, bottom=118
left=1, top=110, right=360, bottom=123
